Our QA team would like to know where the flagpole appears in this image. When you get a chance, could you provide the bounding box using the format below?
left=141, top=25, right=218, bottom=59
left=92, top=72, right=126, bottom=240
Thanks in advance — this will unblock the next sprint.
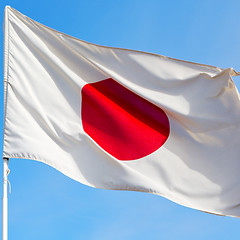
left=2, top=158, right=9, bottom=240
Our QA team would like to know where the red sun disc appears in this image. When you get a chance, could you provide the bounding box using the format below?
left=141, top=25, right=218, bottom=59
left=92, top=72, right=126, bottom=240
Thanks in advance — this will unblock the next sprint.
left=81, top=78, right=170, bottom=160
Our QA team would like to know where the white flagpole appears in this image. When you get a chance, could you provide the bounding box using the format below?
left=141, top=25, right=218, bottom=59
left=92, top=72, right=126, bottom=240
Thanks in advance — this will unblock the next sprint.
left=3, top=6, right=9, bottom=239
left=2, top=158, right=9, bottom=240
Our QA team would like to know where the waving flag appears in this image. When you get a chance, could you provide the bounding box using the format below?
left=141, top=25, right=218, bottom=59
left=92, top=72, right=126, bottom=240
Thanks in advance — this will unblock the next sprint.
left=3, top=6, right=240, bottom=217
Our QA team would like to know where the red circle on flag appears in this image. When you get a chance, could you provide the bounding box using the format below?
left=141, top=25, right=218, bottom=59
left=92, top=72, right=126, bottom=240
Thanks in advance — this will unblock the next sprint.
left=81, top=78, right=170, bottom=160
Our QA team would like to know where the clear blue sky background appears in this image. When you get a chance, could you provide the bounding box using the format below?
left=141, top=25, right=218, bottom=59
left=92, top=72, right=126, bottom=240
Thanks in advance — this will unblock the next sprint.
left=0, top=0, right=240, bottom=239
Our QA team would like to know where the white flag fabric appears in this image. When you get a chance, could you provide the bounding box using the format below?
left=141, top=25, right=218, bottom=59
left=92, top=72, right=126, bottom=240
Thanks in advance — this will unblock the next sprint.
left=3, top=6, right=240, bottom=217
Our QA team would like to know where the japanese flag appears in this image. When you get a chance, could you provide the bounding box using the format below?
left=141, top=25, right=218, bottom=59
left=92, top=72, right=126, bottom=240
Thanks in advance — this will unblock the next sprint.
left=3, top=6, right=240, bottom=217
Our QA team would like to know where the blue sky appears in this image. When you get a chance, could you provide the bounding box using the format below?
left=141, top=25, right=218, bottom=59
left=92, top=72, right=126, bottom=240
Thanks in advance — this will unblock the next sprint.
left=1, top=0, right=240, bottom=239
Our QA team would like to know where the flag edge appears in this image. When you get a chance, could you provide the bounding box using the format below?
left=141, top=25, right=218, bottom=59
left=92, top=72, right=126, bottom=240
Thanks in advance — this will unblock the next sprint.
left=8, top=6, right=233, bottom=76
left=3, top=153, right=240, bottom=219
